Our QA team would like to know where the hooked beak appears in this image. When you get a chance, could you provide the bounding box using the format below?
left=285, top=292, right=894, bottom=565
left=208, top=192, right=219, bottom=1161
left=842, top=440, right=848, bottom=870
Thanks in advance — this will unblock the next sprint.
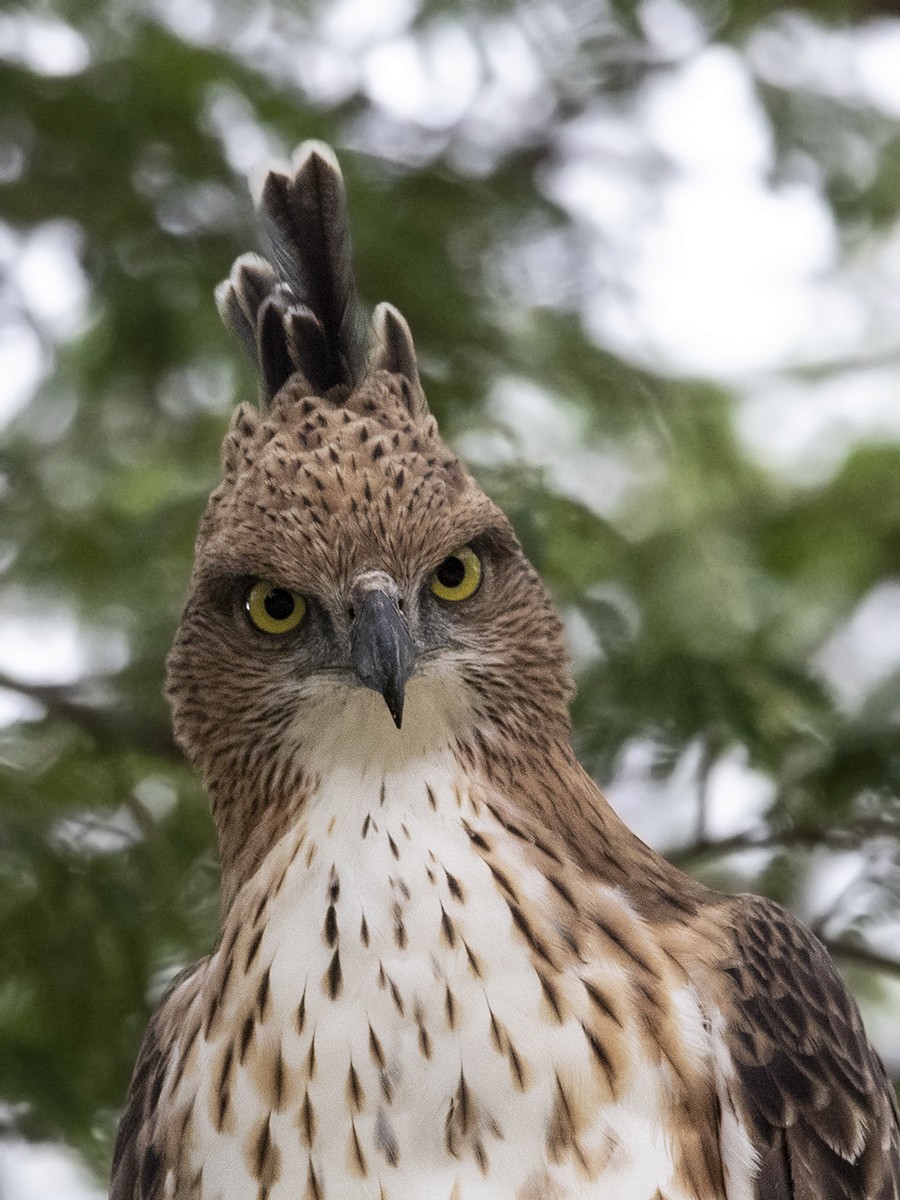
left=349, top=589, right=415, bottom=728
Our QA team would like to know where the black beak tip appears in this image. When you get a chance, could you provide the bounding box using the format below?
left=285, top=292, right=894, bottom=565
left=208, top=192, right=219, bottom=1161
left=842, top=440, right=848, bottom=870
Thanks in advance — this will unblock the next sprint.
left=383, top=679, right=405, bottom=729
left=349, top=587, right=414, bottom=731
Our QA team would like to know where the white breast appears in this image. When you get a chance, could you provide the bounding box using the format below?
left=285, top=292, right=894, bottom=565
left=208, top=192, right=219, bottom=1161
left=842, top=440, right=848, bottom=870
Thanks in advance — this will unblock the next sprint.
left=161, top=747, right=735, bottom=1200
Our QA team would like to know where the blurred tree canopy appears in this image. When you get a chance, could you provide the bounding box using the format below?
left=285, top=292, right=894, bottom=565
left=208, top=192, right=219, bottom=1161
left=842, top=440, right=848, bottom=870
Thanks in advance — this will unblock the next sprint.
left=2, top=0, right=900, bottom=1184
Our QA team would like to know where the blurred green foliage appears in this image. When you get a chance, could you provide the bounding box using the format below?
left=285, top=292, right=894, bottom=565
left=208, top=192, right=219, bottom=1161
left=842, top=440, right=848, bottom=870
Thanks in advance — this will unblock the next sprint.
left=2, top=0, right=900, bottom=1181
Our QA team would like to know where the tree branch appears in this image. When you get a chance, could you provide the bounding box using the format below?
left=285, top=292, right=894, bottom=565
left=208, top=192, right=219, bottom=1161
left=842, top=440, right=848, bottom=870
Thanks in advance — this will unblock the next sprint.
left=824, top=939, right=900, bottom=979
left=669, top=818, right=900, bottom=870
left=0, top=669, right=179, bottom=760
left=668, top=823, right=900, bottom=978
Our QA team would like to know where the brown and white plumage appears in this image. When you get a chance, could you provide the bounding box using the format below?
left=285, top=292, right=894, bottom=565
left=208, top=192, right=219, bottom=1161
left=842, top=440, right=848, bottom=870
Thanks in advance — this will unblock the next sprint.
left=111, top=141, right=900, bottom=1200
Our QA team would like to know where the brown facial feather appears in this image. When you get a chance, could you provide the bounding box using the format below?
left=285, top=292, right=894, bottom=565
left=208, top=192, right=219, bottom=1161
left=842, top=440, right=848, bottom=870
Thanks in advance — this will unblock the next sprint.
left=166, top=368, right=577, bottom=902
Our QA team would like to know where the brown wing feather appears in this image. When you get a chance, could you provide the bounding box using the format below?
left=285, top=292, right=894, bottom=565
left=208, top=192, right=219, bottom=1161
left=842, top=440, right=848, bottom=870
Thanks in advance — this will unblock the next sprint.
left=110, top=963, right=204, bottom=1200
left=109, top=1009, right=169, bottom=1200
left=722, top=895, right=900, bottom=1200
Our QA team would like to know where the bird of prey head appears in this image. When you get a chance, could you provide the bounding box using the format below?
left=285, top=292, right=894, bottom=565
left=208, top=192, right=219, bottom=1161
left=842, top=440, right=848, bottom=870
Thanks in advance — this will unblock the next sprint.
left=167, top=143, right=573, bottom=843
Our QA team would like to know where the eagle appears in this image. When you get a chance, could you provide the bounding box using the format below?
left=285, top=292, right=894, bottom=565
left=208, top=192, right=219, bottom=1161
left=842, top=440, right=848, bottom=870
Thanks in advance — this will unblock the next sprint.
left=110, top=141, right=900, bottom=1200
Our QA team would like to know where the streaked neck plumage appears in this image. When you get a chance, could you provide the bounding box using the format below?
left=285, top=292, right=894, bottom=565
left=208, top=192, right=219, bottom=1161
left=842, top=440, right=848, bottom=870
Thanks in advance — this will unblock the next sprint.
left=167, top=670, right=729, bottom=1200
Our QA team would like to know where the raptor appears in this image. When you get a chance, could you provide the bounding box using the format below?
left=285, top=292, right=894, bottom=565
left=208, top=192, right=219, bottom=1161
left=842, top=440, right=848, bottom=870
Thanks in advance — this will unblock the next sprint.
left=111, top=142, right=900, bottom=1200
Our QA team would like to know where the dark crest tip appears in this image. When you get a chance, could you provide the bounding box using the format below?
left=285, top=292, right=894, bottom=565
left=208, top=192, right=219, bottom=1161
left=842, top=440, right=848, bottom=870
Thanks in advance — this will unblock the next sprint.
left=290, top=139, right=343, bottom=185
left=218, top=142, right=421, bottom=410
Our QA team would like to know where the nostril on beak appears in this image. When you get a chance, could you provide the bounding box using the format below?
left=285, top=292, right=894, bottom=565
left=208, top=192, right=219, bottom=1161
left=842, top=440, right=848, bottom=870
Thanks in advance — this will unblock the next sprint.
left=347, top=605, right=356, bottom=622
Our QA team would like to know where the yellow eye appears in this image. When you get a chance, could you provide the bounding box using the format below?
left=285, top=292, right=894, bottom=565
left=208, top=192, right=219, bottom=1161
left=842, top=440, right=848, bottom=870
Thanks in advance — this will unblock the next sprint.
left=430, top=546, right=482, bottom=602
left=246, top=581, right=306, bottom=634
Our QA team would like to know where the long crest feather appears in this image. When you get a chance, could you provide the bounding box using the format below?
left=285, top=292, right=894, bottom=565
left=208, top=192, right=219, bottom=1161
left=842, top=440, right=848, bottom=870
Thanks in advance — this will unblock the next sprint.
left=261, top=142, right=366, bottom=389
left=216, top=141, right=426, bottom=416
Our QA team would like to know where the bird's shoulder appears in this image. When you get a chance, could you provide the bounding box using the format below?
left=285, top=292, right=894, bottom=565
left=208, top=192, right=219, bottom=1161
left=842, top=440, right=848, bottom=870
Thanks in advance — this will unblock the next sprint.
left=110, top=958, right=208, bottom=1200
left=712, top=891, right=900, bottom=1200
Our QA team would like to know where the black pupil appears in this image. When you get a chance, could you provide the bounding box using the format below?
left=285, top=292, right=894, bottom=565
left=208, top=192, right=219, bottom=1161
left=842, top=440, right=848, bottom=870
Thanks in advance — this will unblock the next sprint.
left=436, top=556, right=466, bottom=589
left=263, top=589, right=295, bottom=621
